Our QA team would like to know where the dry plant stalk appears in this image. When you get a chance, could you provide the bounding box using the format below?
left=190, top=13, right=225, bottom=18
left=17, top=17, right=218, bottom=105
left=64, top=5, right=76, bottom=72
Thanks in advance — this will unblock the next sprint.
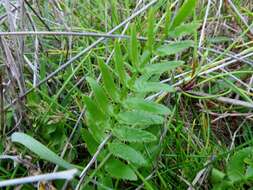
left=0, top=68, right=4, bottom=135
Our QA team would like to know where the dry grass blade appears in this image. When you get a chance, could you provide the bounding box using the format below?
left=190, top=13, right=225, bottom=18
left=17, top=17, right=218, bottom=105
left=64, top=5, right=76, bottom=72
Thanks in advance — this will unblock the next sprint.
left=0, top=31, right=155, bottom=42
left=187, top=91, right=253, bottom=109
left=0, top=69, right=4, bottom=135
left=0, top=169, right=78, bottom=187
left=0, top=37, right=24, bottom=94
left=198, top=0, right=211, bottom=48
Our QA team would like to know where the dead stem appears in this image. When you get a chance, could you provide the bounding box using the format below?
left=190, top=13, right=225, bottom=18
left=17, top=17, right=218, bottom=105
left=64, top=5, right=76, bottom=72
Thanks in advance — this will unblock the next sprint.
left=0, top=68, right=4, bottom=136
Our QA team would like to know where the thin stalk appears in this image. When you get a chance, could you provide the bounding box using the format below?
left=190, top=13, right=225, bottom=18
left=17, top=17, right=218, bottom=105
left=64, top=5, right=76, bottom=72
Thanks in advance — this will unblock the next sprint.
left=0, top=69, right=4, bottom=136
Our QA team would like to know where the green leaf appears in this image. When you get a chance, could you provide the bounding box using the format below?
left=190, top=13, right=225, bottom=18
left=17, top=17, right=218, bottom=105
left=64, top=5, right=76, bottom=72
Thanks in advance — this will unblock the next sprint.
left=170, top=0, right=197, bottom=29
left=86, top=120, right=106, bottom=142
left=112, top=126, right=157, bottom=142
left=212, top=181, right=233, bottom=190
left=146, top=8, right=155, bottom=52
left=124, top=97, right=171, bottom=115
left=140, top=50, right=152, bottom=67
left=130, top=24, right=139, bottom=70
left=227, top=147, right=253, bottom=182
left=86, top=77, right=110, bottom=113
left=80, top=128, right=99, bottom=155
left=135, top=80, right=175, bottom=93
left=156, top=40, right=193, bottom=56
left=83, top=96, right=106, bottom=121
left=80, top=128, right=106, bottom=161
left=11, top=132, right=74, bottom=169
left=163, top=4, right=171, bottom=38
left=98, top=59, right=119, bottom=101
left=96, top=172, right=113, bottom=190
left=117, top=111, right=164, bottom=125
left=246, top=166, right=253, bottom=179
left=108, top=143, right=147, bottom=165
left=169, top=23, right=200, bottom=38
left=144, top=61, right=184, bottom=75
left=211, top=168, right=225, bottom=184
left=105, top=159, right=137, bottom=181
left=114, top=42, right=127, bottom=85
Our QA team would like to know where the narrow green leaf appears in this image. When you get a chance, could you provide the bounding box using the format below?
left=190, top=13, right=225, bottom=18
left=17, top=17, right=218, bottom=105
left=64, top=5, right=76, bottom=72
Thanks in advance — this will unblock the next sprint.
left=105, top=159, right=137, bottom=181
left=112, top=126, right=157, bottom=142
left=169, top=23, right=200, bottom=38
left=156, top=40, right=193, bottom=56
left=108, top=143, right=147, bottom=165
left=80, top=128, right=99, bottom=155
left=124, top=97, right=171, bottom=115
left=86, top=77, right=110, bottom=113
left=98, top=59, right=119, bottom=101
left=117, top=111, right=164, bottom=125
left=130, top=24, right=139, bottom=70
left=83, top=96, right=106, bottom=121
left=110, top=0, right=119, bottom=25
left=146, top=8, right=155, bottom=52
left=80, top=128, right=106, bottom=161
left=163, top=4, right=171, bottom=38
left=114, top=42, right=127, bottom=85
left=11, top=132, right=74, bottom=169
left=170, top=0, right=197, bottom=29
left=144, top=61, right=184, bottom=75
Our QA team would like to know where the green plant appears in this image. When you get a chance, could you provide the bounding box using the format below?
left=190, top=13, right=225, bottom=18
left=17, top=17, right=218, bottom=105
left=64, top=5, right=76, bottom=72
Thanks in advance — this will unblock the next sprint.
left=212, top=147, right=253, bottom=189
left=81, top=36, right=191, bottom=186
left=9, top=1, right=197, bottom=187
left=2, top=0, right=253, bottom=189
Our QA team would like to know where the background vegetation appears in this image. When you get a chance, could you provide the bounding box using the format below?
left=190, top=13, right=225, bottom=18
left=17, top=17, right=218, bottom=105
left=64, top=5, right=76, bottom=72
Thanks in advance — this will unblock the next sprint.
left=0, top=0, right=253, bottom=189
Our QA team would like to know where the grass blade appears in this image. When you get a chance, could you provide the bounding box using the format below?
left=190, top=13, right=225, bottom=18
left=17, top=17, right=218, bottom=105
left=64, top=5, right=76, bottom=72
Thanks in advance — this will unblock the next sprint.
left=130, top=23, right=139, bottom=71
